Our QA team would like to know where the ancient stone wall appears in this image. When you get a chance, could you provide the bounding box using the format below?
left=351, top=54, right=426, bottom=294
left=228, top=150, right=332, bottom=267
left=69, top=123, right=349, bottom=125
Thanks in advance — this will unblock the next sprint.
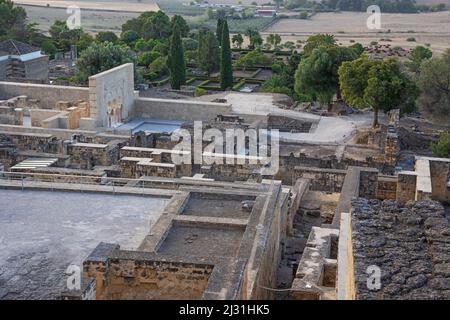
left=377, top=176, right=397, bottom=200
left=120, top=157, right=177, bottom=178
left=396, top=171, right=417, bottom=203
left=0, top=106, right=22, bottom=125
left=0, top=131, right=54, bottom=152
left=267, top=114, right=315, bottom=133
left=0, top=82, right=89, bottom=108
left=352, top=198, right=450, bottom=299
left=292, top=166, right=347, bottom=193
left=429, top=160, right=450, bottom=201
left=358, top=168, right=378, bottom=199
left=290, top=227, right=339, bottom=300
left=84, top=252, right=213, bottom=300
left=68, top=143, right=113, bottom=169
left=242, top=184, right=289, bottom=300
left=132, top=97, right=232, bottom=122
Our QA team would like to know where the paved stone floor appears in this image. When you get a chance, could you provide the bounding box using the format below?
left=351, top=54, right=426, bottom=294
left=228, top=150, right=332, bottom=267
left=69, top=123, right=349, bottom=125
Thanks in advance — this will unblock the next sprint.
left=0, top=189, right=169, bottom=300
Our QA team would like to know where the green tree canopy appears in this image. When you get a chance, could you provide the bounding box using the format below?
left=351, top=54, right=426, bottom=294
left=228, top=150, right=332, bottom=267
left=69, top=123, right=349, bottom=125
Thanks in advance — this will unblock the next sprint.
left=122, top=11, right=171, bottom=40
left=418, top=49, right=450, bottom=124
left=407, top=45, right=432, bottom=73
left=431, top=131, right=450, bottom=158
left=235, top=50, right=272, bottom=68
left=303, top=34, right=336, bottom=56
left=96, top=31, right=118, bottom=44
left=295, top=47, right=336, bottom=107
left=76, top=42, right=137, bottom=83
left=120, top=30, right=139, bottom=46
left=295, top=46, right=357, bottom=108
left=338, top=56, right=378, bottom=109
left=245, top=28, right=262, bottom=49
left=350, top=42, right=364, bottom=56
left=171, top=15, right=189, bottom=38
left=0, top=0, right=28, bottom=41
left=339, top=57, right=417, bottom=127
left=266, top=34, right=282, bottom=50
left=232, top=33, right=244, bottom=49
left=77, top=32, right=95, bottom=52
left=198, top=29, right=219, bottom=76
left=49, top=20, right=83, bottom=52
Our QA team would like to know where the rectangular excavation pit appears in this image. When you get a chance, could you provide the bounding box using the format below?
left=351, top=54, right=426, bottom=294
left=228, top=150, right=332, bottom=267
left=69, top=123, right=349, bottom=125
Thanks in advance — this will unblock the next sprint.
left=157, top=224, right=245, bottom=258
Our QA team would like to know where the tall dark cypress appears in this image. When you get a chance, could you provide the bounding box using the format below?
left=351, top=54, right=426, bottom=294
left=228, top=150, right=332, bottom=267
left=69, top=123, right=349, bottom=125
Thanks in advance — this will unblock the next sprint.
left=220, top=20, right=233, bottom=89
left=216, top=18, right=224, bottom=46
left=168, top=24, right=185, bottom=90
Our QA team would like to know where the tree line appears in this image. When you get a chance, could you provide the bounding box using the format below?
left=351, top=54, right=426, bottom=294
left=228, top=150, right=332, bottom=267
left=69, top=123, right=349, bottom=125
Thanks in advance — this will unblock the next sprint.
left=284, top=0, right=447, bottom=13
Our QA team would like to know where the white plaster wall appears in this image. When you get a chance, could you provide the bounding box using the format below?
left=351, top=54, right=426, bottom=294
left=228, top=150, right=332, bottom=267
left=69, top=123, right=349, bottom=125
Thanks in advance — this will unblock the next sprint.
left=88, top=63, right=134, bottom=127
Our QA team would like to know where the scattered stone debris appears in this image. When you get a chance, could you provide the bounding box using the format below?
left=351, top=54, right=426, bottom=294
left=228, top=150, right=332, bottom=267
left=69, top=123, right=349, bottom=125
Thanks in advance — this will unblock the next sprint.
left=352, top=198, right=450, bottom=300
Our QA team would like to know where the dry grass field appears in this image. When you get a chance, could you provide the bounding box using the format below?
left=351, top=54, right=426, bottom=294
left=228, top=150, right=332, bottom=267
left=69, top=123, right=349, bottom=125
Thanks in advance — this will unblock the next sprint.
left=22, top=5, right=140, bottom=32
left=264, top=11, right=450, bottom=54
left=15, top=0, right=160, bottom=12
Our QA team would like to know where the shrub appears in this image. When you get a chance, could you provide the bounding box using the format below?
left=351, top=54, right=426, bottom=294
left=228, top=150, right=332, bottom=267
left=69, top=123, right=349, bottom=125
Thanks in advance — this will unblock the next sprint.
left=406, top=37, right=416, bottom=42
left=431, top=131, right=450, bottom=158
left=235, top=50, right=272, bottom=68
left=138, top=51, right=161, bottom=66
left=121, top=30, right=139, bottom=45
left=271, top=61, right=285, bottom=74
left=148, top=56, right=168, bottom=79
left=299, top=11, right=308, bottom=19
left=195, top=87, right=206, bottom=96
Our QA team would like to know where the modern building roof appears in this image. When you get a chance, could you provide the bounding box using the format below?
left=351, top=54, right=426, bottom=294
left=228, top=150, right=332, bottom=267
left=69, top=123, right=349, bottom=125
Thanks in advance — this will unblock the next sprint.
left=0, top=39, right=40, bottom=56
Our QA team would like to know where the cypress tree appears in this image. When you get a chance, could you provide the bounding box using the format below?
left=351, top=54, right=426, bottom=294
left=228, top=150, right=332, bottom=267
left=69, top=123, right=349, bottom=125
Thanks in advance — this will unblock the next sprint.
left=220, top=20, right=233, bottom=89
left=168, top=24, right=186, bottom=90
left=216, top=18, right=224, bottom=46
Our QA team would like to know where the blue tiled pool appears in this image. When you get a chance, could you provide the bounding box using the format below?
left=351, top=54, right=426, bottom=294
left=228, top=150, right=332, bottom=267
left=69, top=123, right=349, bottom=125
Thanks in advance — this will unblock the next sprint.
left=118, top=118, right=183, bottom=134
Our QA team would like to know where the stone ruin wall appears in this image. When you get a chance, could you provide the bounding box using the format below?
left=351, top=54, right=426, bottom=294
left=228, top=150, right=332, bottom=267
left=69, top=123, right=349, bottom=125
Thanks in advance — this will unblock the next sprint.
left=85, top=255, right=213, bottom=300
left=0, top=82, right=89, bottom=110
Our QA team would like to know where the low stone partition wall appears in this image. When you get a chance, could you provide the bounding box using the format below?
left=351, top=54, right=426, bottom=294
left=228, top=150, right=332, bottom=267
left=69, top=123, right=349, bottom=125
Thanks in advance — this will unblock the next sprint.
left=0, top=106, right=23, bottom=125
left=336, top=212, right=355, bottom=300
left=293, top=166, right=347, bottom=193
left=377, top=175, right=397, bottom=200
left=30, top=109, right=62, bottom=127
left=397, top=156, right=450, bottom=202
left=331, top=166, right=378, bottom=228
left=351, top=198, right=450, bottom=299
left=68, top=143, right=113, bottom=170
left=267, top=114, right=317, bottom=133
left=120, top=147, right=192, bottom=177
left=83, top=243, right=214, bottom=300
left=0, top=81, right=89, bottom=109
left=290, top=226, right=339, bottom=300
left=287, top=178, right=310, bottom=236
left=120, top=157, right=177, bottom=179
left=0, top=124, right=93, bottom=140
left=0, top=130, right=53, bottom=152
left=82, top=242, right=250, bottom=300
left=132, top=97, right=232, bottom=121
